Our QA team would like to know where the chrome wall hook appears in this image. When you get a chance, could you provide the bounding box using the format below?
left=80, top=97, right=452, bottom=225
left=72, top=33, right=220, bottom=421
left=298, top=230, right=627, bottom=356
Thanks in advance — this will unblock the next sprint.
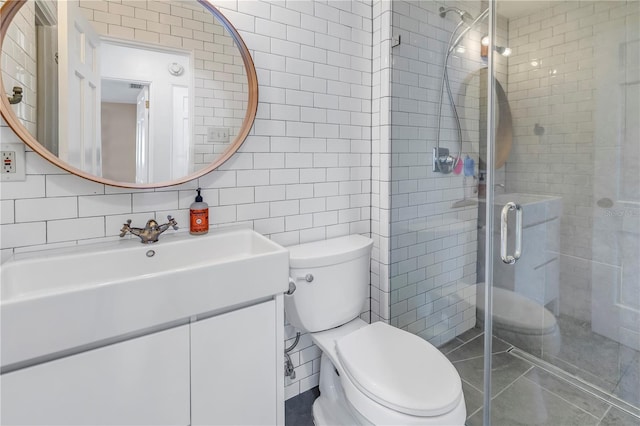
left=7, top=86, right=23, bottom=104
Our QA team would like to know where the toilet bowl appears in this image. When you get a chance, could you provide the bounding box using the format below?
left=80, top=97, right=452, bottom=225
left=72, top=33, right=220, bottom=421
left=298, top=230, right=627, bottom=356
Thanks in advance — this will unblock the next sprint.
left=476, top=284, right=561, bottom=356
left=285, top=235, right=466, bottom=425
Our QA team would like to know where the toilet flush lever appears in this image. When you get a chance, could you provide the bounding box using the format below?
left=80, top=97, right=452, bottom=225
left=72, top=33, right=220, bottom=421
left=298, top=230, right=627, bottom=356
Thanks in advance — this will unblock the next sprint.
left=296, top=274, right=314, bottom=283
left=285, top=278, right=296, bottom=295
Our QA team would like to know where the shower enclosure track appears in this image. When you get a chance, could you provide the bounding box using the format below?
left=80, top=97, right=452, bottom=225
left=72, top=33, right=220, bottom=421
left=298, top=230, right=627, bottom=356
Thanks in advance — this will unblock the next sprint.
left=508, top=347, right=640, bottom=421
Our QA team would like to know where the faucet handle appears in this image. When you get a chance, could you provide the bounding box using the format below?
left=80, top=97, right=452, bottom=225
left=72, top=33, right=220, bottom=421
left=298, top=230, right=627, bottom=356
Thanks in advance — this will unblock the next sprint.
left=119, top=219, right=132, bottom=237
left=167, top=215, right=179, bottom=230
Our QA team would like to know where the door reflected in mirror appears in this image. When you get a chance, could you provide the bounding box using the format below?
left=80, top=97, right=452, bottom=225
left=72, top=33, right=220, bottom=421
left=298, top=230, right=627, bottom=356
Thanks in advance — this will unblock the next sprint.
left=1, top=0, right=256, bottom=187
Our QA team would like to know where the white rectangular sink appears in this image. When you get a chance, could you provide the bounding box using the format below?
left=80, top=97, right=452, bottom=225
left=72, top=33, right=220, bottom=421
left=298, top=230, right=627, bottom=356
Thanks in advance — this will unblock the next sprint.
left=1, top=227, right=289, bottom=368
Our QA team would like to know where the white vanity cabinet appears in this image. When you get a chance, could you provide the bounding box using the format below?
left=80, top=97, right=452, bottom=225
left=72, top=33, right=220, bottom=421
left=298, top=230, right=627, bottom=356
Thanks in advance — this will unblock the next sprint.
left=1, top=298, right=285, bottom=426
left=1, top=325, right=191, bottom=425
left=0, top=229, right=288, bottom=425
left=191, top=299, right=280, bottom=425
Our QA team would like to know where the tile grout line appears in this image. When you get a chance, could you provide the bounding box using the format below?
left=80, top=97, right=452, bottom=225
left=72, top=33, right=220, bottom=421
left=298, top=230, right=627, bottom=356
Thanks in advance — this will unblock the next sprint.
left=463, top=363, right=537, bottom=423
left=447, top=332, right=514, bottom=363
left=461, top=378, right=483, bottom=395
left=490, top=364, right=535, bottom=402
left=450, top=346, right=513, bottom=364
left=597, top=405, right=613, bottom=425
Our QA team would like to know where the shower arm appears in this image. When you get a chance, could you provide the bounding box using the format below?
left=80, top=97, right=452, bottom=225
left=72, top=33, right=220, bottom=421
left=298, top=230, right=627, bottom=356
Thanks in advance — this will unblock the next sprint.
left=449, top=8, right=489, bottom=54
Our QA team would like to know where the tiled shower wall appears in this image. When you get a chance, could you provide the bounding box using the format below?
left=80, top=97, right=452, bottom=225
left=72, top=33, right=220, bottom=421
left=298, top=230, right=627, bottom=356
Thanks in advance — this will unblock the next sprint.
left=504, top=1, right=640, bottom=325
left=386, top=0, right=487, bottom=346
left=0, top=0, right=372, bottom=400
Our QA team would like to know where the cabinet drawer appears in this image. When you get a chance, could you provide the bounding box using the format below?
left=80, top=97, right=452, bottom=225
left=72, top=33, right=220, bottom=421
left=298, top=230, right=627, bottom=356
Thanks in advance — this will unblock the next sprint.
left=1, top=325, right=190, bottom=425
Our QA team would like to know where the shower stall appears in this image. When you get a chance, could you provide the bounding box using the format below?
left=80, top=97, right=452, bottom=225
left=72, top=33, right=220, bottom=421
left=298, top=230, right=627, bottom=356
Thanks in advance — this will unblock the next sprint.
left=379, top=0, right=640, bottom=423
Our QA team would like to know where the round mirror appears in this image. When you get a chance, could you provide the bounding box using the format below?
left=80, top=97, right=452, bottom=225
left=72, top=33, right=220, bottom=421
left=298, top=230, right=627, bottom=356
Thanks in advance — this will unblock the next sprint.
left=0, top=0, right=257, bottom=188
left=478, top=67, right=512, bottom=170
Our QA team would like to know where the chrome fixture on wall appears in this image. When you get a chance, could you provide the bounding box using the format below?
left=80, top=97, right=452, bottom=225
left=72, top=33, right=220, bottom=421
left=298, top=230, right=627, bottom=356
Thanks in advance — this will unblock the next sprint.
left=434, top=7, right=489, bottom=174
left=6, top=86, right=22, bottom=104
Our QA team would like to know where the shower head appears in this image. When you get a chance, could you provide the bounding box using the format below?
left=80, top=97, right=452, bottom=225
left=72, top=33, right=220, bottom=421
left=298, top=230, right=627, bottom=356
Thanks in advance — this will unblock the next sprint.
left=439, top=6, right=474, bottom=23
left=447, top=8, right=490, bottom=54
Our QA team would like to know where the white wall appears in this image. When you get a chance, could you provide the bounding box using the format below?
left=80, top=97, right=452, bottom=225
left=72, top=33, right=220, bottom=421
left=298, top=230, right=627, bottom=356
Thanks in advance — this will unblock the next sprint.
left=1, top=0, right=372, bottom=400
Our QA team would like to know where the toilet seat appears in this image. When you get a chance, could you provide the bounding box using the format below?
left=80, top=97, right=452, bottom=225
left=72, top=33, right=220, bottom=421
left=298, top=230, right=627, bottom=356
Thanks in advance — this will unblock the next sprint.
left=336, top=322, right=463, bottom=417
left=311, top=318, right=467, bottom=425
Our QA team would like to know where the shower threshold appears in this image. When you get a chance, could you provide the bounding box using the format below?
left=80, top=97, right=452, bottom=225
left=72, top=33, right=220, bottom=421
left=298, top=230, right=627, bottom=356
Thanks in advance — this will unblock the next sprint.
left=508, top=347, right=640, bottom=421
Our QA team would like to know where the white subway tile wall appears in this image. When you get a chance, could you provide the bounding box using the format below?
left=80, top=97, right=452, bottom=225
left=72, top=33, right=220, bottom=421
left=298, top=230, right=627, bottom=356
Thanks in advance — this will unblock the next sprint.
left=369, top=0, right=392, bottom=324
left=0, top=0, right=373, bottom=400
left=387, top=0, right=491, bottom=347
left=504, top=1, right=639, bottom=322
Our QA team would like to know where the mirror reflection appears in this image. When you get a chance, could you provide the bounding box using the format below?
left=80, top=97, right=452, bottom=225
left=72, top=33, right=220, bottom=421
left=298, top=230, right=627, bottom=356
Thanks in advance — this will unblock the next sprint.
left=2, top=0, right=249, bottom=184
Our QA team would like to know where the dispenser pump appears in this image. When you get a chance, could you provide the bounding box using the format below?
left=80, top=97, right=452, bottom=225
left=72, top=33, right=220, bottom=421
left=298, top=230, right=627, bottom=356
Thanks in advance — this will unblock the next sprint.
left=190, top=187, right=209, bottom=235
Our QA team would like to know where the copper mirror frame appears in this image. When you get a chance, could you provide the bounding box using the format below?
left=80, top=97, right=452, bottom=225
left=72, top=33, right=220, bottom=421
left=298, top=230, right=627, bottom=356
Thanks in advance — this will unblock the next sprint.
left=0, top=0, right=258, bottom=188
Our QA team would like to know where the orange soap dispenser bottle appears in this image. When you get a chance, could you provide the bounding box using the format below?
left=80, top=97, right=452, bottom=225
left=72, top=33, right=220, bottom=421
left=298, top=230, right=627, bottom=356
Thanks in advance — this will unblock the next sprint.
left=190, top=188, right=209, bottom=235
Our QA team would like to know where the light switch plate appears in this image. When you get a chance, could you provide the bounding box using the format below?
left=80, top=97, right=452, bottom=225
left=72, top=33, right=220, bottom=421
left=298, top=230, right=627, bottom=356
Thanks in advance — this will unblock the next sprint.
left=1, top=143, right=26, bottom=181
left=207, top=127, right=229, bottom=143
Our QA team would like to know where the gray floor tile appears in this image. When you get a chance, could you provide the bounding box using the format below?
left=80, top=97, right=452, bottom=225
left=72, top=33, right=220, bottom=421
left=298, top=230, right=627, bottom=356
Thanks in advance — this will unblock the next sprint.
left=599, top=407, right=640, bottom=426
left=544, top=354, right=617, bottom=392
left=613, top=353, right=640, bottom=405
left=461, top=379, right=484, bottom=419
left=467, top=376, right=600, bottom=426
left=438, top=336, right=465, bottom=355
left=445, top=334, right=512, bottom=363
left=544, top=316, right=638, bottom=395
left=285, top=386, right=319, bottom=426
left=524, top=367, right=611, bottom=419
left=457, top=326, right=484, bottom=343
left=453, top=352, right=533, bottom=397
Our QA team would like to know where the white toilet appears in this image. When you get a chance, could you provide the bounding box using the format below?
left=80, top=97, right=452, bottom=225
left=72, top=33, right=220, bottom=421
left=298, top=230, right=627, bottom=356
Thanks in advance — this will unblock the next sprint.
left=476, top=284, right=562, bottom=356
left=285, top=235, right=466, bottom=426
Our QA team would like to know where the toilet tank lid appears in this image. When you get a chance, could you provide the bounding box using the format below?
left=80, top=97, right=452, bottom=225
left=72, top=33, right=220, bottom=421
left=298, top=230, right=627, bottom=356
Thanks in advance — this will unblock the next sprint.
left=288, top=235, right=373, bottom=268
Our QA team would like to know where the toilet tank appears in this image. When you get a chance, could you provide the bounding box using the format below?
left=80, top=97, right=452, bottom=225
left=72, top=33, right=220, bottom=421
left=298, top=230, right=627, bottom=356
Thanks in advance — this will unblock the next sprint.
left=285, top=235, right=373, bottom=333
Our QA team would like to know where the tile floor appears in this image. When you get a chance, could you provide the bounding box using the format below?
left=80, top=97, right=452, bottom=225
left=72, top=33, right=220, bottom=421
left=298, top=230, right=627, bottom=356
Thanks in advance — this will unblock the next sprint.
left=443, top=327, right=640, bottom=426
left=285, top=386, right=318, bottom=426
left=284, top=325, right=640, bottom=426
left=542, top=316, right=640, bottom=408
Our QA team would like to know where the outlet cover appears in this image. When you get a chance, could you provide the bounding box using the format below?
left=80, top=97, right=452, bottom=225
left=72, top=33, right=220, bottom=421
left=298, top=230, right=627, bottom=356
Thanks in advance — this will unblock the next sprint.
left=0, top=143, right=26, bottom=181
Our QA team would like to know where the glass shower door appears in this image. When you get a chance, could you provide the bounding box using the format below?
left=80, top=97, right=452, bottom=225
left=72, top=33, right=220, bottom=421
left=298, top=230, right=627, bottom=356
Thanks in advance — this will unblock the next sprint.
left=478, top=1, right=640, bottom=424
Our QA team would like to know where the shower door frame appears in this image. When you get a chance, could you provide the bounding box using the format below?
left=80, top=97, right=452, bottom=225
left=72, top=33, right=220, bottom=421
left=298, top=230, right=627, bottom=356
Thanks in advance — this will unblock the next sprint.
left=481, top=1, right=496, bottom=424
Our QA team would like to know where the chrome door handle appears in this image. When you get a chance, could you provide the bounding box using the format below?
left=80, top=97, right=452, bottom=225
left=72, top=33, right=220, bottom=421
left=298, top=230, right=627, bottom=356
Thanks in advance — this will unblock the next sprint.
left=500, top=202, right=522, bottom=264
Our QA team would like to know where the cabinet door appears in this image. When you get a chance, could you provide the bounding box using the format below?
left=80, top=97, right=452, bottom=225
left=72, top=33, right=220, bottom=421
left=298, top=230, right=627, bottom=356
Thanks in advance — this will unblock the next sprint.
left=191, top=300, right=277, bottom=425
left=1, top=326, right=190, bottom=425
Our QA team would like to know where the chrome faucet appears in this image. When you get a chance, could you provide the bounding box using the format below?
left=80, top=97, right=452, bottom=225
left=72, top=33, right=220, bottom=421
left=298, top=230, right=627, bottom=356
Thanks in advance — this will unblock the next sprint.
left=119, top=215, right=178, bottom=244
